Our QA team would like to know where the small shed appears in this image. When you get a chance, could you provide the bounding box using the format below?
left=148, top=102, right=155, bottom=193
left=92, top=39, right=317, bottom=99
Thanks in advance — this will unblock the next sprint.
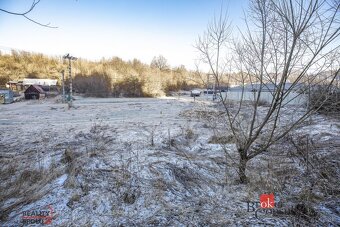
left=0, top=89, right=14, bottom=104
left=24, top=85, right=45, bottom=100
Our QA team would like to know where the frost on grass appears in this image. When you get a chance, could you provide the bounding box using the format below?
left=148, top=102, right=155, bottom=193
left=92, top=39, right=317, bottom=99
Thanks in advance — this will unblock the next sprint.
left=0, top=97, right=339, bottom=226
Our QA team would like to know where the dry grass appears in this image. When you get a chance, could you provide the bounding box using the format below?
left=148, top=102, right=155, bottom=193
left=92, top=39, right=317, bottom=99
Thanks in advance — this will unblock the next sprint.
left=208, top=135, right=234, bottom=144
left=180, top=109, right=225, bottom=121
left=0, top=164, right=62, bottom=221
left=253, top=99, right=270, bottom=107
left=152, top=178, right=167, bottom=191
left=184, top=128, right=195, bottom=140
left=0, top=123, right=115, bottom=221
left=141, top=125, right=158, bottom=146
left=67, top=193, right=81, bottom=208
left=309, top=87, right=340, bottom=114
left=62, top=147, right=82, bottom=188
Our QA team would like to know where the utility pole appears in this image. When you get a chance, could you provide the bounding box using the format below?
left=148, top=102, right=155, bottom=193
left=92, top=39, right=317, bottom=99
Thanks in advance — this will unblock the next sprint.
left=63, top=53, right=77, bottom=107
left=61, top=70, right=65, bottom=103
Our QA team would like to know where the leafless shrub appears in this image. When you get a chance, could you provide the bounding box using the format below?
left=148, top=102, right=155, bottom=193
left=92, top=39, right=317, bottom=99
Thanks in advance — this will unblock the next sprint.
left=196, top=0, right=340, bottom=183
left=152, top=178, right=167, bottom=191
left=298, top=188, right=323, bottom=203
left=61, top=148, right=76, bottom=165
left=112, top=76, right=147, bottom=97
left=163, top=79, right=193, bottom=96
left=247, top=161, right=285, bottom=194
left=123, top=192, right=137, bottom=204
left=86, top=123, right=113, bottom=157
left=67, top=193, right=81, bottom=208
left=287, top=134, right=340, bottom=199
left=255, top=99, right=270, bottom=107
left=1, top=163, right=16, bottom=181
left=180, top=109, right=224, bottom=122
left=106, top=143, right=142, bottom=208
left=141, top=125, right=158, bottom=146
left=184, top=128, right=194, bottom=140
left=62, top=148, right=82, bottom=188
left=309, top=86, right=340, bottom=115
left=209, top=135, right=234, bottom=144
left=150, top=55, right=169, bottom=71
left=170, top=164, right=200, bottom=191
left=64, top=174, right=78, bottom=189
left=291, top=203, right=319, bottom=220
left=74, top=71, right=112, bottom=97
left=19, top=169, right=44, bottom=185
left=271, top=167, right=298, bottom=192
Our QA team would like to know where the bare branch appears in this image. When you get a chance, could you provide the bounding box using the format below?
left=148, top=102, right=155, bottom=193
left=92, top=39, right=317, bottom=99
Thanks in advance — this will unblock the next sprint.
left=0, top=0, right=57, bottom=28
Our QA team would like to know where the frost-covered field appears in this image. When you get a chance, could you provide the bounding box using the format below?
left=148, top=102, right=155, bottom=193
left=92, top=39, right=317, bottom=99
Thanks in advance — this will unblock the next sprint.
left=0, top=96, right=339, bottom=226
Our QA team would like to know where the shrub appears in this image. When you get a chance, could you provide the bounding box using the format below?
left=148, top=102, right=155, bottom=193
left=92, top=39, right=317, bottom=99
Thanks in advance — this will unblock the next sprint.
left=309, top=85, right=340, bottom=114
left=73, top=71, right=112, bottom=97
left=257, top=99, right=270, bottom=106
left=209, top=135, right=234, bottom=144
left=163, top=80, right=192, bottom=96
left=112, top=76, right=146, bottom=97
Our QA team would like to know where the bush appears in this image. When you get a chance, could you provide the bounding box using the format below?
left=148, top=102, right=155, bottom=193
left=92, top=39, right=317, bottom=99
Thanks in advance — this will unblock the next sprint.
left=74, top=72, right=112, bottom=97
left=0, top=76, right=11, bottom=86
left=163, top=80, right=193, bottom=96
left=113, top=76, right=146, bottom=97
left=256, top=99, right=270, bottom=106
left=209, top=135, right=234, bottom=144
left=309, top=85, right=340, bottom=114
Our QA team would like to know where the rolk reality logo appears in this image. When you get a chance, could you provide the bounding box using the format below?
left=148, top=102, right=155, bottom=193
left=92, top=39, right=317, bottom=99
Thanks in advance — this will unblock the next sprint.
left=22, top=205, right=54, bottom=225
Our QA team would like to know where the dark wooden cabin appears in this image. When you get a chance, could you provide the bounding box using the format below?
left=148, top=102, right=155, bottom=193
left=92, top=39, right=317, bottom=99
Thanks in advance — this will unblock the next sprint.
left=24, top=85, right=46, bottom=100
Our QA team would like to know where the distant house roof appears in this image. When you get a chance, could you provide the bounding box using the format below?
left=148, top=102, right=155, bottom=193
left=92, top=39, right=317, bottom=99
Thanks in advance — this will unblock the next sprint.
left=229, top=83, right=305, bottom=92
left=23, top=78, right=57, bottom=86
left=24, top=85, right=45, bottom=94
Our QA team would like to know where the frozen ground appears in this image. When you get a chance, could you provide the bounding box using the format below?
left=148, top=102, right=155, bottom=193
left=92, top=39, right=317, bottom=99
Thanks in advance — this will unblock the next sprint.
left=0, top=96, right=339, bottom=226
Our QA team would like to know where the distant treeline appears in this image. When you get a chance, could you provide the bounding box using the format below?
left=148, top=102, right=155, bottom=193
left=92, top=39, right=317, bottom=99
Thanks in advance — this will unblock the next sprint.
left=0, top=51, right=202, bottom=97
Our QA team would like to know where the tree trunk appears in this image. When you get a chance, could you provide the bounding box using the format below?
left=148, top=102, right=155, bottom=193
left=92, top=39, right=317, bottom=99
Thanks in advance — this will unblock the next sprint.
left=239, top=150, right=248, bottom=183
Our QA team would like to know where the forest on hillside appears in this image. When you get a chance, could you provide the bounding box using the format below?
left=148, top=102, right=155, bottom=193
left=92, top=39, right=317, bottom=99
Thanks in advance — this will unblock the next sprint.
left=0, top=51, right=205, bottom=97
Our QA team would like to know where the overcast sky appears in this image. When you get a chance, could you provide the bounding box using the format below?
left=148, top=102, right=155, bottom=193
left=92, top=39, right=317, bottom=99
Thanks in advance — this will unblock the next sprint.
left=0, top=0, right=248, bottom=69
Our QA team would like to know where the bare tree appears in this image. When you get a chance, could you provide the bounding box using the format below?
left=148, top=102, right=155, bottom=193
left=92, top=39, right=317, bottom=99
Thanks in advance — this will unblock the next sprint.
left=197, top=0, right=340, bottom=183
left=0, top=0, right=57, bottom=28
left=151, top=55, right=169, bottom=71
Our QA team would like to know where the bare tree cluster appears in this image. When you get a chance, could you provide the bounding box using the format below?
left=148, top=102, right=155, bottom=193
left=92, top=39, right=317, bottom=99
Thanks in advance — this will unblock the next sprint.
left=197, top=0, right=340, bottom=183
left=73, top=72, right=112, bottom=97
left=150, top=55, right=170, bottom=71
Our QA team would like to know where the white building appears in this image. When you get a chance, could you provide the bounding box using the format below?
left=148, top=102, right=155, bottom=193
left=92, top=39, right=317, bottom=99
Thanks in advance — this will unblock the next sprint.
left=23, top=78, right=58, bottom=86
